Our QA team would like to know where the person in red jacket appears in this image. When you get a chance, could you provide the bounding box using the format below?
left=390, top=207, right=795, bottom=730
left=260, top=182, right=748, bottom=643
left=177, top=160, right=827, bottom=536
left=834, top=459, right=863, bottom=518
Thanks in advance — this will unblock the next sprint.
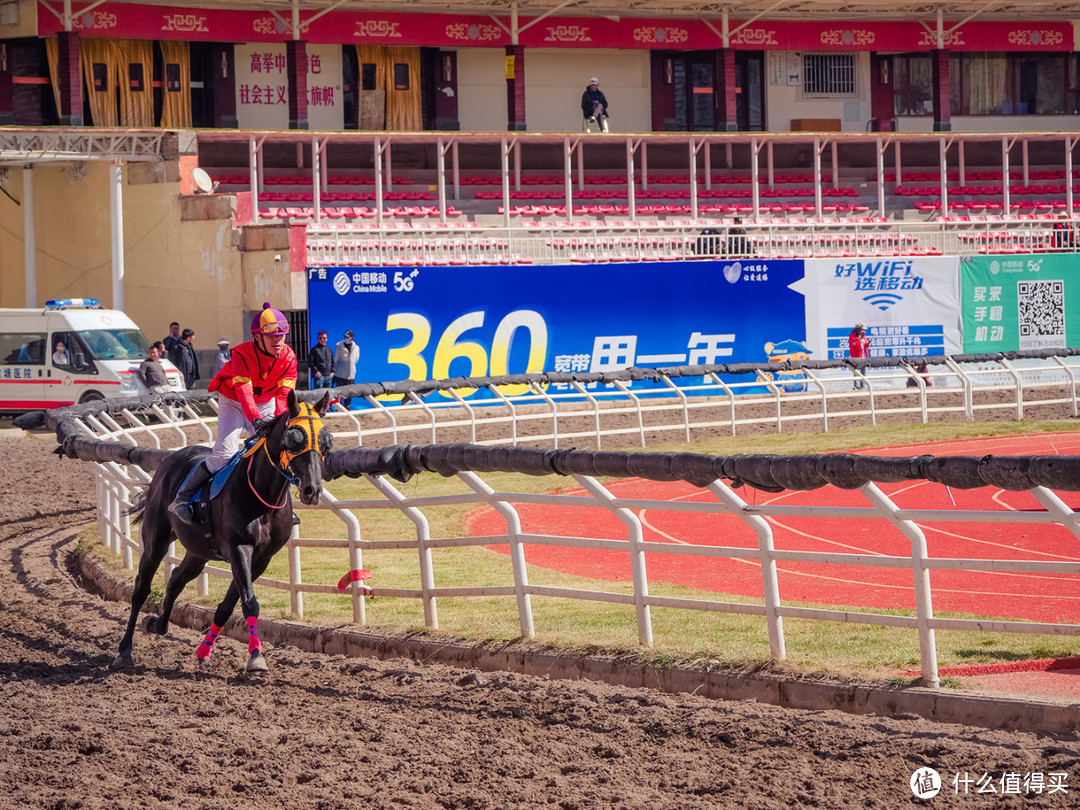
left=169, top=303, right=298, bottom=524
left=848, top=322, right=871, bottom=390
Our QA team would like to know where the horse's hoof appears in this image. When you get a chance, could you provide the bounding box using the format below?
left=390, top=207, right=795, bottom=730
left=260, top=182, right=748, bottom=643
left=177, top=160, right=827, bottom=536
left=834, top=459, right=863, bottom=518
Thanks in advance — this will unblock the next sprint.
left=110, top=653, right=134, bottom=669
left=141, top=615, right=158, bottom=633
left=246, top=651, right=268, bottom=673
left=197, top=658, right=212, bottom=671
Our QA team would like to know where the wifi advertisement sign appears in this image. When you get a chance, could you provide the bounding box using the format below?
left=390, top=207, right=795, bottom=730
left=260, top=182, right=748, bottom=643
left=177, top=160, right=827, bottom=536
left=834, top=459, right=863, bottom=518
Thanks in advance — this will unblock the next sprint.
left=792, top=257, right=963, bottom=363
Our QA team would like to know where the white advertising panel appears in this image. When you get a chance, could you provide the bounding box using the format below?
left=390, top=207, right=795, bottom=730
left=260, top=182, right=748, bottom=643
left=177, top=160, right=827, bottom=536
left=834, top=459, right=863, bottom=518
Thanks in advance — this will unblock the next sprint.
left=235, top=43, right=343, bottom=131
left=791, top=256, right=963, bottom=361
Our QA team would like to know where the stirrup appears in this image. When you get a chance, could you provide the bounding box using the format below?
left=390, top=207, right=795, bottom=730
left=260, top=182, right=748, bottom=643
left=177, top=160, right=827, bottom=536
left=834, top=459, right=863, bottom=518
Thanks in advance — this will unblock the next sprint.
left=169, top=499, right=195, bottom=526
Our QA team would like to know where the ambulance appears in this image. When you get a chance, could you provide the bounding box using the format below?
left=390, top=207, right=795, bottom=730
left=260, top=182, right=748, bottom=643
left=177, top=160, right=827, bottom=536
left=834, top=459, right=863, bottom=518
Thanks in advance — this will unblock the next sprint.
left=0, top=298, right=185, bottom=413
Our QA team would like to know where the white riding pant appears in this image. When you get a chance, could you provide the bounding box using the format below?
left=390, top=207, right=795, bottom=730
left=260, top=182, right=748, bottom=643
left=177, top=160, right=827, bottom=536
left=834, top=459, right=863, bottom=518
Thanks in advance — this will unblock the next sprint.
left=206, top=396, right=276, bottom=473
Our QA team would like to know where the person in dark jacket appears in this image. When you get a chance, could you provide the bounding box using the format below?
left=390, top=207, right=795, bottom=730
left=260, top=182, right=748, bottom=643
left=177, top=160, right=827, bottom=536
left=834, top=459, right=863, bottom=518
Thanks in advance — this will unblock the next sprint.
left=308, top=330, right=334, bottom=390
left=580, top=77, right=609, bottom=133
left=169, top=328, right=199, bottom=390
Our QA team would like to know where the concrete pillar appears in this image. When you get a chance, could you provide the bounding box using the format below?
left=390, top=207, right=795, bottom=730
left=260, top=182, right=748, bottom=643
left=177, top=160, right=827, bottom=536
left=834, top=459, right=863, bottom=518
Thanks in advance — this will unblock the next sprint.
left=56, top=31, right=82, bottom=126
left=931, top=49, right=951, bottom=133
left=286, top=40, right=309, bottom=130
left=505, top=45, right=526, bottom=131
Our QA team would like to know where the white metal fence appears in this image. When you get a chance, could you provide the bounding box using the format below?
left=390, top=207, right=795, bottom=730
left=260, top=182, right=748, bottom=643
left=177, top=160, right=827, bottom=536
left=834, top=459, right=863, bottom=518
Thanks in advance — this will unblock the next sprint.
left=75, top=355, right=1080, bottom=688
left=306, top=217, right=1079, bottom=265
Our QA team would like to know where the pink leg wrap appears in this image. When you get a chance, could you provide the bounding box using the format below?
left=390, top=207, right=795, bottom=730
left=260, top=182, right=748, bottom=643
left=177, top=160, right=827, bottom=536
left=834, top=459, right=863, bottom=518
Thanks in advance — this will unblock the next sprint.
left=196, top=623, right=222, bottom=660
left=246, top=616, right=262, bottom=655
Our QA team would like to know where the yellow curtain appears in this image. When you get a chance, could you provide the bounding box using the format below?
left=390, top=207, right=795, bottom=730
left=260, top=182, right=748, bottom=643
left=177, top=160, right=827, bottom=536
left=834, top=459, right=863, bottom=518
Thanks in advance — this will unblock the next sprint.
left=80, top=38, right=120, bottom=127
left=117, top=39, right=153, bottom=127
left=385, top=46, right=421, bottom=131
left=356, top=45, right=386, bottom=130
left=158, top=40, right=192, bottom=128
left=44, top=37, right=61, bottom=120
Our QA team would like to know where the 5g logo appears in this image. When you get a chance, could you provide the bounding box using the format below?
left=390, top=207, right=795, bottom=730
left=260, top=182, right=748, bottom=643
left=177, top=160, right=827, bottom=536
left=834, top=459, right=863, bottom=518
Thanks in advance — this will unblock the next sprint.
left=394, top=269, right=419, bottom=292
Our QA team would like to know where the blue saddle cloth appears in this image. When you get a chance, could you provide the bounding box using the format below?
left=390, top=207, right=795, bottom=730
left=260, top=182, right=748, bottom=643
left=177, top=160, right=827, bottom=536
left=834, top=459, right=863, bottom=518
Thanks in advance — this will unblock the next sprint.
left=207, top=451, right=244, bottom=500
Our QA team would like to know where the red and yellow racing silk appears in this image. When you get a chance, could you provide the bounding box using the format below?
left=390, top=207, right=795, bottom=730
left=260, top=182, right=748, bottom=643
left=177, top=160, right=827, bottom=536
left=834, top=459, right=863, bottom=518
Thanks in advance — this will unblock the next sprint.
left=208, top=341, right=297, bottom=423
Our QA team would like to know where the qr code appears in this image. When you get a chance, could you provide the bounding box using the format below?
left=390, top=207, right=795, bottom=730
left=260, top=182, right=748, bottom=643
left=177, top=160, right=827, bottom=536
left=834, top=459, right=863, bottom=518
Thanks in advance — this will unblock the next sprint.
left=1018, top=279, right=1065, bottom=349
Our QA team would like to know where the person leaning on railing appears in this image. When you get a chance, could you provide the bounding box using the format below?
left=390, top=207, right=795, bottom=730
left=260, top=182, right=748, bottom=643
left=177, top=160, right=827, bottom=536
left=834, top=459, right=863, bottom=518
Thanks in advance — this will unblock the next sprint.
left=1053, top=212, right=1075, bottom=249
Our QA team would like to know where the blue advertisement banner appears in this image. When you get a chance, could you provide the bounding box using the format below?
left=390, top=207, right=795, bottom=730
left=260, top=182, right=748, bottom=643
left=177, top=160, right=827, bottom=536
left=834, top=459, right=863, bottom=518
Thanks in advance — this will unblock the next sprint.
left=307, top=259, right=807, bottom=403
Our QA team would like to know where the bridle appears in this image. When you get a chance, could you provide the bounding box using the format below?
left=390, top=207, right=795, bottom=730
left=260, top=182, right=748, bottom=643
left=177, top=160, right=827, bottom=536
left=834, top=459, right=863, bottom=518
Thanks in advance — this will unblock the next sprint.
left=244, top=402, right=327, bottom=509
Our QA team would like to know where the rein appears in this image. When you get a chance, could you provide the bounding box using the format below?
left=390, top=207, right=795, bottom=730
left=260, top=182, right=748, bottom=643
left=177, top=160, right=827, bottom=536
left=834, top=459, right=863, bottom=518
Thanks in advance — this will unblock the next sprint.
left=244, top=404, right=322, bottom=510
left=245, top=440, right=298, bottom=509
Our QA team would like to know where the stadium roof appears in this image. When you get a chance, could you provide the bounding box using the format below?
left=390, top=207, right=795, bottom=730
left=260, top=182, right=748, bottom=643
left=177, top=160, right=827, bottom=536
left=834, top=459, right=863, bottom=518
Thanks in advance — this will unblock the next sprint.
left=97, top=0, right=1080, bottom=24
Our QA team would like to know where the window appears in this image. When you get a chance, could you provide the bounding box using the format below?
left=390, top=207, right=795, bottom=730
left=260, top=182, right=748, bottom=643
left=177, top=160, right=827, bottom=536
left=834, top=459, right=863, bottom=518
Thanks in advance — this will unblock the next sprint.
left=128, top=63, right=144, bottom=92
left=92, top=62, right=109, bottom=92
left=393, top=63, right=410, bottom=91
left=892, top=54, right=933, bottom=116
left=0, top=332, right=45, bottom=365
left=361, top=63, right=377, bottom=91
left=950, top=52, right=1080, bottom=116
left=802, top=53, right=856, bottom=97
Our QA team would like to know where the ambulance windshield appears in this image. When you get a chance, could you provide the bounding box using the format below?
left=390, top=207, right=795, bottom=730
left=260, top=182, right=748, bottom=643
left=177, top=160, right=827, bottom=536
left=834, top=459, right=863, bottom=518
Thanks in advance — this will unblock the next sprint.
left=77, top=328, right=151, bottom=361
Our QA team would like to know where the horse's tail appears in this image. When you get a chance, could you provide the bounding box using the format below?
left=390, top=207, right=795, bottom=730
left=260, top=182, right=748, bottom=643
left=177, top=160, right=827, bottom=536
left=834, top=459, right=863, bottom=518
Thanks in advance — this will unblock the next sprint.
left=126, top=488, right=148, bottom=526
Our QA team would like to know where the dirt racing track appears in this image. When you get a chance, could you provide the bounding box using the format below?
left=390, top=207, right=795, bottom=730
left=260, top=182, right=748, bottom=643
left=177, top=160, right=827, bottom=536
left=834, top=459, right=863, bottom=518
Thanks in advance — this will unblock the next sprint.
left=2, top=428, right=1080, bottom=809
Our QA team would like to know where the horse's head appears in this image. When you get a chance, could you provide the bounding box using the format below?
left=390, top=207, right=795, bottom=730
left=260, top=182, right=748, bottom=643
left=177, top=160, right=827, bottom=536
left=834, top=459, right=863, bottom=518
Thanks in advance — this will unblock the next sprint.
left=267, top=389, right=333, bottom=505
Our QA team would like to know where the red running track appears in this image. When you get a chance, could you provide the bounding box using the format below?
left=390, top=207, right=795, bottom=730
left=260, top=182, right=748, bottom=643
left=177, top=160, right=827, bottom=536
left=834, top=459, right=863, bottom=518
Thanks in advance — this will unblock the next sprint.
left=467, top=433, right=1080, bottom=623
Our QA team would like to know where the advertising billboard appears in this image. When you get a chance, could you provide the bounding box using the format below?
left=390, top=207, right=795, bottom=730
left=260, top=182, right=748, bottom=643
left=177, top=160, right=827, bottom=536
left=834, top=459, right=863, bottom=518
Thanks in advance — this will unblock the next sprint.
left=307, top=258, right=807, bottom=402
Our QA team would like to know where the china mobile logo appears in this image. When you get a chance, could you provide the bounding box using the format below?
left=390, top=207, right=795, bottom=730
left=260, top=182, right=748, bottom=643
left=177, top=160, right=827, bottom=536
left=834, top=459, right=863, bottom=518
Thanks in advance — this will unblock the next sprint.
left=333, top=271, right=351, bottom=296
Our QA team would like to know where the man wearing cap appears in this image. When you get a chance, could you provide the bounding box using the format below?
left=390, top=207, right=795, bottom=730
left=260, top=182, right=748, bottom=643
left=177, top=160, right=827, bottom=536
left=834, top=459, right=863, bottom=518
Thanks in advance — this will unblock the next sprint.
left=848, top=322, right=871, bottom=390
left=212, top=338, right=231, bottom=376
left=581, top=77, right=609, bottom=133
left=169, top=303, right=297, bottom=524
left=334, top=329, right=360, bottom=408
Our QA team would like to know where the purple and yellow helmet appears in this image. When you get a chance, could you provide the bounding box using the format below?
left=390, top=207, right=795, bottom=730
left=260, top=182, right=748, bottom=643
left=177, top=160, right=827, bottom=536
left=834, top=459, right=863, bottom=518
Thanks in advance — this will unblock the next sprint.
left=250, top=302, right=290, bottom=336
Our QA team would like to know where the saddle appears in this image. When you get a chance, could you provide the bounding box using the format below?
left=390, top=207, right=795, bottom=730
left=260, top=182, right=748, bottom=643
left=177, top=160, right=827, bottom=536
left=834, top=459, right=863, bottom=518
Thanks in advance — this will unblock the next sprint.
left=187, top=438, right=300, bottom=526
left=183, top=444, right=252, bottom=526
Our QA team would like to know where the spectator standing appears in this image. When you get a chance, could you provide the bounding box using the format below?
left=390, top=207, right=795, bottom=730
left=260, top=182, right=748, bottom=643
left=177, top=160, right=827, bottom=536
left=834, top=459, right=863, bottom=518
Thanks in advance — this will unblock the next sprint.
left=580, top=77, right=609, bottom=133
left=162, top=322, right=182, bottom=355
left=848, top=322, right=871, bottom=390
left=139, top=344, right=171, bottom=394
left=169, top=328, right=200, bottom=390
left=308, top=330, right=334, bottom=390
left=212, top=338, right=231, bottom=376
left=1053, top=212, right=1075, bottom=249
left=333, top=329, right=360, bottom=408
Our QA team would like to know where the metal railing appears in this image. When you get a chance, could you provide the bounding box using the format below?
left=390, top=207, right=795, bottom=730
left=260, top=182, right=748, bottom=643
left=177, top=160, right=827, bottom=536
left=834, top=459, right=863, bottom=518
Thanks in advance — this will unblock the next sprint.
left=306, top=217, right=1080, bottom=264
left=59, top=353, right=1080, bottom=687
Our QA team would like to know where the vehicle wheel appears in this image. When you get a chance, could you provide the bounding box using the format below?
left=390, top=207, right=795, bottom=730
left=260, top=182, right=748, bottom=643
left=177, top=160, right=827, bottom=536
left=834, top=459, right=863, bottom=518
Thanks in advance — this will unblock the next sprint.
left=78, top=391, right=105, bottom=404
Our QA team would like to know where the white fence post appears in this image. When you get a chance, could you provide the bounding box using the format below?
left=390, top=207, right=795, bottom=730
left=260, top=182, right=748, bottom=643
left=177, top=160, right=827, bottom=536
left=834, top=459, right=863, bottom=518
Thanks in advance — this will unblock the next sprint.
left=458, top=471, right=535, bottom=638
left=573, top=474, right=653, bottom=647
left=860, top=482, right=939, bottom=687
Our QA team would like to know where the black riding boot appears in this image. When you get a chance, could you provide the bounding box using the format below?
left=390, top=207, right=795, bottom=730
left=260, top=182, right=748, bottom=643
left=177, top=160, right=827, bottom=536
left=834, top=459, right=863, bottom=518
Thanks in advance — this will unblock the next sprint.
left=168, top=461, right=213, bottom=525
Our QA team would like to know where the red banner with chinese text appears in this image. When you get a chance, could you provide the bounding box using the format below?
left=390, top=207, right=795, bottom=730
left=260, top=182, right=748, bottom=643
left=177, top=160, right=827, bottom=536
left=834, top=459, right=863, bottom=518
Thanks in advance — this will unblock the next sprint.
left=37, top=5, right=1074, bottom=52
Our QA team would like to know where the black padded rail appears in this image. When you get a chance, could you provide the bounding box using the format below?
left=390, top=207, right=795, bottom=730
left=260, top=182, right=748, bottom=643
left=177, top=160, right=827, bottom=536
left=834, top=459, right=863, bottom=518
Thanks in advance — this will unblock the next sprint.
left=321, top=443, right=1080, bottom=493
left=24, top=350, right=1080, bottom=494
left=15, top=346, right=1080, bottom=434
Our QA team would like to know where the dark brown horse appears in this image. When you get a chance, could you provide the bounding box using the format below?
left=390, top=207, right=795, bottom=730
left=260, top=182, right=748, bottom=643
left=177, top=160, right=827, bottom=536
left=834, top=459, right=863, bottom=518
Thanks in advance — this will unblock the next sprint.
left=113, top=389, right=332, bottom=672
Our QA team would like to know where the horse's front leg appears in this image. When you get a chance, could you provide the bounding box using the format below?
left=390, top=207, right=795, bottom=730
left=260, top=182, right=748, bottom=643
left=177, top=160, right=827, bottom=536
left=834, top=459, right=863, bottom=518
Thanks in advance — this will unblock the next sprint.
left=194, top=580, right=240, bottom=665
left=229, top=543, right=268, bottom=673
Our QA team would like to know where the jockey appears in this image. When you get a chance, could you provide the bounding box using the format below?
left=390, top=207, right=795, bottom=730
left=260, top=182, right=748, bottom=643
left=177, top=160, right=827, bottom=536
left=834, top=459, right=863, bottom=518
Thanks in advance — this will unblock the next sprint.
left=169, top=303, right=298, bottom=525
